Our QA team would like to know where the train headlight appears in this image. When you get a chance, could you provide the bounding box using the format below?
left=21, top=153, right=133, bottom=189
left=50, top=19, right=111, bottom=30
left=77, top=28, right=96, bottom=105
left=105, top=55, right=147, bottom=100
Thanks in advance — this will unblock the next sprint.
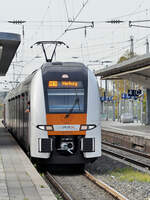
left=80, top=124, right=96, bottom=131
left=80, top=125, right=88, bottom=131
left=37, top=125, right=54, bottom=131
left=37, top=125, right=45, bottom=130
left=46, top=125, right=54, bottom=131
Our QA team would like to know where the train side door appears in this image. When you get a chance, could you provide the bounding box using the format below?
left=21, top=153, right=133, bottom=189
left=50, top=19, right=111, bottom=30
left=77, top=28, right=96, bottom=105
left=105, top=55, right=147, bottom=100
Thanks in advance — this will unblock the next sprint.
left=24, top=92, right=29, bottom=149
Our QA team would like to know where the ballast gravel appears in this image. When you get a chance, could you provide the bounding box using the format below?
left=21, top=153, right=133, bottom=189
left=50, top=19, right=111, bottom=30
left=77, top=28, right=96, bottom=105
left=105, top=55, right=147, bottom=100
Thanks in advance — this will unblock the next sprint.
left=86, top=155, right=150, bottom=200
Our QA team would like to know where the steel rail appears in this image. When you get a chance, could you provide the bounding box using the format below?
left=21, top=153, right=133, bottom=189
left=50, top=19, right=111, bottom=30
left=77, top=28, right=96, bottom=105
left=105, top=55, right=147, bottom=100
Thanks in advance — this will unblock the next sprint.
left=102, top=142, right=150, bottom=169
left=46, top=170, right=129, bottom=200
left=46, top=172, right=73, bottom=200
left=84, top=170, right=129, bottom=200
left=102, top=141, right=150, bottom=159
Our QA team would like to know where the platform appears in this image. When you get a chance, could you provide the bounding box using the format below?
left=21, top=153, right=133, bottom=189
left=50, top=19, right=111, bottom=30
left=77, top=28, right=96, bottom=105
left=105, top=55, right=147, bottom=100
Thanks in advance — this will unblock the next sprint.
left=0, top=121, right=57, bottom=200
left=101, top=120, right=150, bottom=154
left=102, top=120, right=150, bottom=138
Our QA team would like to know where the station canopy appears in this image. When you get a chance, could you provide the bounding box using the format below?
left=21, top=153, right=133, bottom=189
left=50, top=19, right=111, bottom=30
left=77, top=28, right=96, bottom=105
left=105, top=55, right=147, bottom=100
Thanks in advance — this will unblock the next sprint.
left=95, top=54, right=150, bottom=89
left=0, top=32, right=21, bottom=76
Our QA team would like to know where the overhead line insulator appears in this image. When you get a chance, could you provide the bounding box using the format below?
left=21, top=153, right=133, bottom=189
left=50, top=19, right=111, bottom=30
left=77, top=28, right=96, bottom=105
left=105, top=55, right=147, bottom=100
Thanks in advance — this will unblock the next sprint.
left=106, top=20, right=124, bottom=24
left=8, top=20, right=26, bottom=24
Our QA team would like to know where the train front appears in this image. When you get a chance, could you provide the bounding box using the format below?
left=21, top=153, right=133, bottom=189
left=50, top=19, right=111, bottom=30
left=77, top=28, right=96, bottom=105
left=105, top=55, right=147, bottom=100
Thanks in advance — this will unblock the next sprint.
left=30, top=62, right=101, bottom=165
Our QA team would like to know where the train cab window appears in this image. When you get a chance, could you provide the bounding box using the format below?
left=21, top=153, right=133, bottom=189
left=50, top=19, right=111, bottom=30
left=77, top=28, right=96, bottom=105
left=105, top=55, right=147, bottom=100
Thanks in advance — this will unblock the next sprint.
left=47, top=88, right=84, bottom=113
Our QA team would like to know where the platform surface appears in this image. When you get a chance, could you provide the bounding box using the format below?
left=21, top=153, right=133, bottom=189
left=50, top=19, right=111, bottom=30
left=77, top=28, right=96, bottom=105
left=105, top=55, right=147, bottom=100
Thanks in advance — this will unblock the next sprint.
left=102, top=120, right=150, bottom=139
left=0, top=122, right=57, bottom=200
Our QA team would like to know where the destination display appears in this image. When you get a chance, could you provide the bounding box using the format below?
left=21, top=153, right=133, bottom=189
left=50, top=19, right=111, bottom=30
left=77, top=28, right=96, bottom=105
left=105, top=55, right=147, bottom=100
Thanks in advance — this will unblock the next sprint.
left=48, top=81, right=83, bottom=88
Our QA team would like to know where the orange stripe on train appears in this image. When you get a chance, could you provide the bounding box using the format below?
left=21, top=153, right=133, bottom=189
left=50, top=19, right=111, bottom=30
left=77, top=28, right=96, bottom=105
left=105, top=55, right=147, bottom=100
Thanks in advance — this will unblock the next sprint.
left=46, top=113, right=87, bottom=135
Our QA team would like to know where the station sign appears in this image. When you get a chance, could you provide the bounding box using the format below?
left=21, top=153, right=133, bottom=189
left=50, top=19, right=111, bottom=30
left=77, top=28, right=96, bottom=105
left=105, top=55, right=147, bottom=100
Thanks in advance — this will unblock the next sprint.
left=100, top=96, right=113, bottom=102
left=121, top=90, right=142, bottom=100
left=121, top=93, right=132, bottom=99
left=128, top=89, right=142, bottom=97
left=121, top=93, right=127, bottom=99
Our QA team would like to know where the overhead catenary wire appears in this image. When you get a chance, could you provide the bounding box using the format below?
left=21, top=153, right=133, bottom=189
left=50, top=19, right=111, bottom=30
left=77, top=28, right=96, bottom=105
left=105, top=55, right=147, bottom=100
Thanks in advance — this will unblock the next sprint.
left=26, top=26, right=150, bottom=68
left=35, top=30, right=150, bottom=65
left=0, top=6, right=148, bottom=26
left=65, top=0, right=89, bottom=30
left=0, top=7, right=148, bottom=26
left=4, top=1, right=150, bottom=83
left=9, top=0, right=54, bottom=81
left=21, top=0, right=90, bottom=67
left=55, top=0, right=89, bottom=40
left=106, top=8, right=150, bottom=20
left=60, top=33, right=150, bottom=64
left=64, top=0, right=70, bottom=21
left=29, top=0, right=53, bottom=42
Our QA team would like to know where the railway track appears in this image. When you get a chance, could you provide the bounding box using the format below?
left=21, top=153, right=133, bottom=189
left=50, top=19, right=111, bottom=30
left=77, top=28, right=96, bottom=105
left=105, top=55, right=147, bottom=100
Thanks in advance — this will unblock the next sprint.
left=45, top=170, right=128, bottom=200
left=102, top=141, right=150, bottom=169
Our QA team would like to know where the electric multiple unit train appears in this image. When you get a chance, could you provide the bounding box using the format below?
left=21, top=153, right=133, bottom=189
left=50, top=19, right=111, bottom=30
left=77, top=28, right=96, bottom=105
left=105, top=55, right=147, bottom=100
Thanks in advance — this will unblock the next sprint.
left=3, top=61, right=101, bottom=167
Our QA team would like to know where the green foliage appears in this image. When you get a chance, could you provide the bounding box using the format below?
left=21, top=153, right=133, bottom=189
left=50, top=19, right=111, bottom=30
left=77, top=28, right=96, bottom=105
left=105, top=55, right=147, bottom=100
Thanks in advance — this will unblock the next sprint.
left=40, top=172, right=44, bottom=177
left=56, top=194, right=64, bottom=200
left=143, top=94, right=146, bottom=112
left=110, top=167, right=150, bottom=182
left=117, top=50, right=137, bottom=63
left=99, top=87, right=105, bottom=96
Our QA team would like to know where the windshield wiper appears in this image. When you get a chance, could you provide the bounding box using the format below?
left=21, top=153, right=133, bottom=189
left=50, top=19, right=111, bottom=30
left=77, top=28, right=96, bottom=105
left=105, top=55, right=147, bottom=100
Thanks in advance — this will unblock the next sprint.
left=65, top=97, right=80, bottom=118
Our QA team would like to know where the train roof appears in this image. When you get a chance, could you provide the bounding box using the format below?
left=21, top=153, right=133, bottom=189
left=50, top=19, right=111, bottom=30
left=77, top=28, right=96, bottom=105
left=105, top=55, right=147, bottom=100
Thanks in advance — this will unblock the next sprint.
left=41, top=62, right=88, bottom=74
left=42, top=61, right=87, bottom=68
left=4, top=62, right=88, bottom=101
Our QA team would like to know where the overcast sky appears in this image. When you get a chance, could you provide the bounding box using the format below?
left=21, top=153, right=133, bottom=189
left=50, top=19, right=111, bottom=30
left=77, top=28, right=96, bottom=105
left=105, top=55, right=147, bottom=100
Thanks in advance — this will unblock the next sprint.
left=0, top=0, right=150, bottom=90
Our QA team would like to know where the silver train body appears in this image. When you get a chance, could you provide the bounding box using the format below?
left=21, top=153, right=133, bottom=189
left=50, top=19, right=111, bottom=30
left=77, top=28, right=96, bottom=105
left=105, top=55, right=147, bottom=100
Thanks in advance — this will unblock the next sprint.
left=4, top=62, right=101, bottom=165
